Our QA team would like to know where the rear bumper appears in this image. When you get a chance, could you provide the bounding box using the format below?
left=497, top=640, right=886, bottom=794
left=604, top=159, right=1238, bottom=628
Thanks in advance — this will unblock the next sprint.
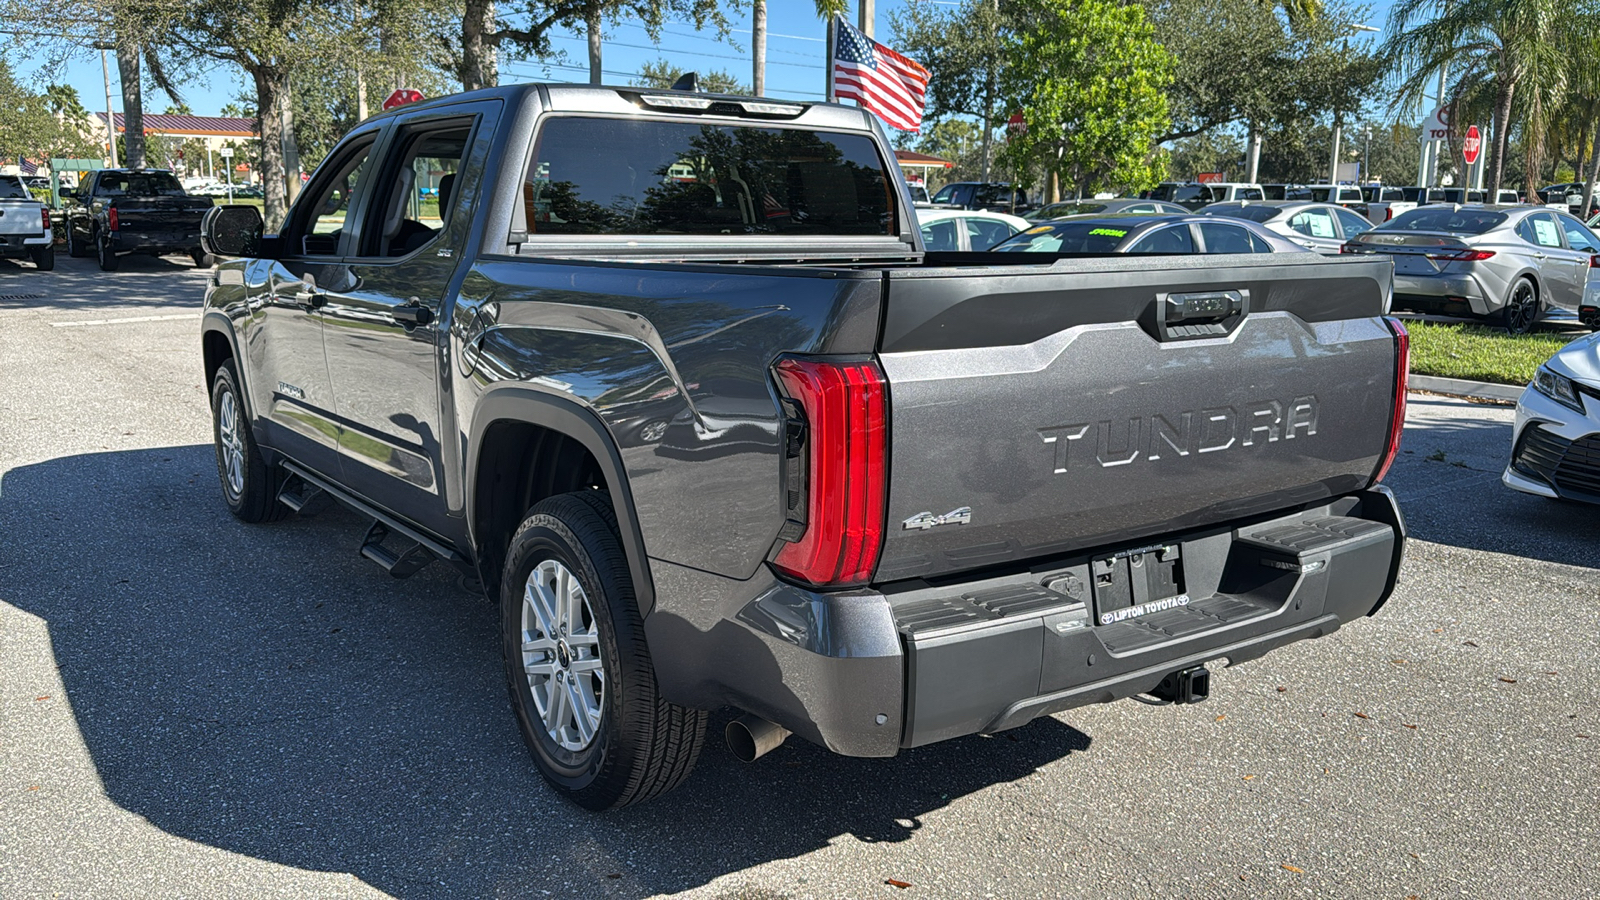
left=0, top=233, right=50, bottom=255
left=1392, top=273, right=1492, bottom=315
left=107, top=230, right=201, bottom=254
left=645, top=488, right=1405, bottom=757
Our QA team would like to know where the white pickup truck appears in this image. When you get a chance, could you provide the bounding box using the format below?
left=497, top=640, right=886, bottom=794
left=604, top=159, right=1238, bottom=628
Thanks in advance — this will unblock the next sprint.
left=0, top=174, right=54, bottom=270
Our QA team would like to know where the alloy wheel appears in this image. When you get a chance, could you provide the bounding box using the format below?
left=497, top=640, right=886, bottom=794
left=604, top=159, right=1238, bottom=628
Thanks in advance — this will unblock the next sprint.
left=216, top=389, right=245, bottom=499
left=520, top=558, right=605, bottom=751
left=1505, top=282, right=1538, bottom=334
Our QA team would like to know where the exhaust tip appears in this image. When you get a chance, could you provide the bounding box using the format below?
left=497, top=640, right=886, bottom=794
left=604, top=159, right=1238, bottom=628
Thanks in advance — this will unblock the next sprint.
left=725, top=714, right=790, bottom=763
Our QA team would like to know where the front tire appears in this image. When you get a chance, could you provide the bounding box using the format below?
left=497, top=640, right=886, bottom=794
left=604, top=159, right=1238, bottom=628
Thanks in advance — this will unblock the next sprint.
left=30, top=246, right=54, bottom=271
left=502, top=491, right=706, bottom=809
left=95, top=231, right=119, bottom=271
left=210, top=360, right=287, bottom=523
left=1501, top=278, right=1539, bottom=334
left=66, top=228, right=87, bottom=258
left=191, top=249, right=214, bottom=268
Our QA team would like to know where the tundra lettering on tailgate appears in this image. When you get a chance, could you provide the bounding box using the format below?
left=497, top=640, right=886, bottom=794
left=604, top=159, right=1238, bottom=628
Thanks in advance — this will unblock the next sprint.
left=1038, top=396, right=1318, bottom=473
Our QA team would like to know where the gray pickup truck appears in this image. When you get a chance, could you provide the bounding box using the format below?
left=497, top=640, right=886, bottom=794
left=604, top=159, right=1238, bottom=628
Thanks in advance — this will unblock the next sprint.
left=0, top=174, right=54, bottom=270
left=199, top=84, right=1409, bottom=809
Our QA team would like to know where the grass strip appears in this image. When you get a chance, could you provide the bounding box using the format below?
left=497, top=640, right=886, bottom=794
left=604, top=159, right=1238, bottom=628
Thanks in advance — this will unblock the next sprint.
left=1406, top=321, right=1584, bottom=386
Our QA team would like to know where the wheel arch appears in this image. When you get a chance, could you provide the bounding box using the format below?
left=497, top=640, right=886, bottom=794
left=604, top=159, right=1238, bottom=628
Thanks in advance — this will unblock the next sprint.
left=467, top=387, right=655, bottom=615
left=201, top=315, right=249, bottom=414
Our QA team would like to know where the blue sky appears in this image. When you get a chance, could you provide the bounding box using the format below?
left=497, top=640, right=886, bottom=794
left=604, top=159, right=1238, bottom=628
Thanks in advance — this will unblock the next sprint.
left=15, top=0, right=1393, bottom=120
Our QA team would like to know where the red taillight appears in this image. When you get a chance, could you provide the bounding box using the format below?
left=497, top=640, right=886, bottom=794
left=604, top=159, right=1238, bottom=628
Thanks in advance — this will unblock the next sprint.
left=40, top=207, right=50, bottom=229
left=1425, top=249, right=1494, bottom=262
left=1385, top=208, right=1394, bottom=221
left=1590, top=254, right=1600, bottom=268
left=771, top=358, right=887, bottom=587
left=108, top=207, right=119, bottom=231
left=1374, top=316, right=1409, bottom=483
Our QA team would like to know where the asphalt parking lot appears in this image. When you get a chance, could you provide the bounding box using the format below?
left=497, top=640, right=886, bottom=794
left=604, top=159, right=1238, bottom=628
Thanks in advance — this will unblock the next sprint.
left=3, top=254, right=1598, bottom=899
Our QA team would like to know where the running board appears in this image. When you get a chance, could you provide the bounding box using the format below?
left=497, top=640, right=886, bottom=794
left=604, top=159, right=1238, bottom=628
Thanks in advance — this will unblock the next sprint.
left=276, top=471, right=327, bottom=513
left=278, top=460, right=464, bottom=579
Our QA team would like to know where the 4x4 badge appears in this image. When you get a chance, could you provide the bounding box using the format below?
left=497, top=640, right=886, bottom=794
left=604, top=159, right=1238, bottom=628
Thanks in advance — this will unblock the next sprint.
left=902, top=507, right=972, bottom=531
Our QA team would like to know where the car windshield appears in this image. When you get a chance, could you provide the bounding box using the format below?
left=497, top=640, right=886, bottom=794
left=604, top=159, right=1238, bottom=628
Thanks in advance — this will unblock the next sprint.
left=0, top=177, right=28, bottom=199
left=1203, top=205, right=1277, bottom=223
left=992, top=221, right=1132, bottom=253
left=1382, top=208, right=1507, bottom=234
left=1040, top=202, right=1104, bottom=218
left=98, top=172, right=187, bottom=197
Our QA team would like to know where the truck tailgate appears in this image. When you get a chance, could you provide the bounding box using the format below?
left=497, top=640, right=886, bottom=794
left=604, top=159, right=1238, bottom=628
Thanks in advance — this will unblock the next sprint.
left=874, top=254, right=1398, bottom=582
left=0, top=201, right=44, bottom=236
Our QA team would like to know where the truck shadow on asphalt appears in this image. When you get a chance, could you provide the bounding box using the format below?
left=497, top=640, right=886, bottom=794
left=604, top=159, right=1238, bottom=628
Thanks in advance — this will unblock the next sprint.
left=0, top=254, right=207, bottom=312
left=1386, top=396, right=1600, bottom=569
left=1, top=446, right=1092, bottom=899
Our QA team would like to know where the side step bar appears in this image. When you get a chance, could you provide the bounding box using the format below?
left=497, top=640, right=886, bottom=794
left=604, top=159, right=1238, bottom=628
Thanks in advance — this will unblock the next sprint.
left=278, top=460, right=464, bottom=579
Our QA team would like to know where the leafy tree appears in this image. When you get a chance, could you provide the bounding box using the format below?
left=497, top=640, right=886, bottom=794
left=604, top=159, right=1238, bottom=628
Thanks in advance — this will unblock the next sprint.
left=890, top=0, right=1010, bottom=181
left=0, top=62, right=98, bottom=161
left=1165, top=131, right=1244, bottom=181
left=632, top=60, right=748, bottom=94
left=898, top=118, right=989, bottom=187
left=1380, top=0, right=1600, bottom=196
left=1000, top=0, right=1173, bottom=199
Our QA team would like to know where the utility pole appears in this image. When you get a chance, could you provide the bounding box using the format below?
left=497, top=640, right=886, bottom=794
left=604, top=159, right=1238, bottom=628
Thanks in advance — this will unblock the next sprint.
left=859, top=0, right=874, bottom=37
left=1246, top=128, right=1261, bottom=184
left=1363, top=125, right=1371, bottom=182
left=99, top=47, right=118, bottom=168
left=752, top=0, right=766, bottom=97
left=1329, top=118, right=1343, bottom=186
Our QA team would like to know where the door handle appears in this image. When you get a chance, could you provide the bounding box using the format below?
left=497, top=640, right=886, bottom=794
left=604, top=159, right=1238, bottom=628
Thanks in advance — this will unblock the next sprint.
left=392, top=298, right=434, bottom=327
left=293, top=288, right=325, bottom=310
left=1533, top=252, right=1548, bottom=259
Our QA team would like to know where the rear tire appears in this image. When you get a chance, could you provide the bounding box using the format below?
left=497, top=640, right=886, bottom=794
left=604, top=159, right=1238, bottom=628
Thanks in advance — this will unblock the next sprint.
left=30, top=246, right=54, bottom=271
left=95, top=231, right=119, bottom=271
left=502, top=490, right=706, bottom=809
left=1501, top=278, right=1539, bottom=334
left=66, top=228, right=87, bottom=258
left=210, top=360, right=288, bottom=523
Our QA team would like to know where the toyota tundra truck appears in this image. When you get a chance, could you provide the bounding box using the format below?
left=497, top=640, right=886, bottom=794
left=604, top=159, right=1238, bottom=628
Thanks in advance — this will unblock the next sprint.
left=0, top=174, right=54, bottom=270
left=198, top=83, right=1409, bottom=810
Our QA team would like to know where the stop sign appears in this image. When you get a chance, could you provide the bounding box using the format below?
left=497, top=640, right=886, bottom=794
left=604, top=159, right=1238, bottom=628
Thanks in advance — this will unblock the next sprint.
left=383, top=88, right=425, bottom=111
left=1463, top=125, right=1482, bottom=165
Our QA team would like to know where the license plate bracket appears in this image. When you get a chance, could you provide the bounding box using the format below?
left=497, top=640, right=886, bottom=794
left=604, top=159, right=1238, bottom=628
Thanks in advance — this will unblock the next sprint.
left=1091, top=543, right=1185, bottom=626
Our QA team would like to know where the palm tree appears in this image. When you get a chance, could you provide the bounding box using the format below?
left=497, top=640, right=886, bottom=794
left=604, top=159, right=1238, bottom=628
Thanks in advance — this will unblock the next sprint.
left=752, top=0, right=766, bottom=96
left=1380, top=0, right=1594, bottom=196
left=815, top=0, right=848, bottom=99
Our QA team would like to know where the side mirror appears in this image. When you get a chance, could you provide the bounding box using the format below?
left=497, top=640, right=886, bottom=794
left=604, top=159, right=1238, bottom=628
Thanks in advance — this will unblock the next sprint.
left=202, top=204, right=264, bottom=258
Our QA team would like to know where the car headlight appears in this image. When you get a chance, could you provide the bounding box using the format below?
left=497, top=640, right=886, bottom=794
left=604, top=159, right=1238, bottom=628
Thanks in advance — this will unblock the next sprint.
left=1534, top=365, right=1586, bottom=412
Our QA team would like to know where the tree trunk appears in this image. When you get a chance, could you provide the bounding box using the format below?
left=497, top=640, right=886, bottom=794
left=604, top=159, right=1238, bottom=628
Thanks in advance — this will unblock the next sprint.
left=461, top=0, right=497, bottom=91
left=356, top=65, right=368, bottom=120
left=116, top=42, right=145, bottom=169
left=282, top=75, right=301, bottom=204
left=1523, top=94, right=1542, bottom=203
left=1584, top=120, right=1600, bottom=218
left=1488, top=80, right=1515, bottom=196
left=586, top=1, right=602, bottom=84
left=752, top=0, right=766, bottom=96
left=979, top=79, right=994, bottom=182
left=252, top=65, right=289, bottom=231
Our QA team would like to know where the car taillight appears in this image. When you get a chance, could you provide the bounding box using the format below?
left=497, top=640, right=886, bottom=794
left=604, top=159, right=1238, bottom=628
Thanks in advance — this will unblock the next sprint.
left=40, top=207, right=50, bottom=229
left=1374, top=316, right=1409, bottom=483
left=1590, top=254, right=1600, bottom=268
left=1424, top=249, right=1494, bottom=261
left=1385, top=208, right=1394, bottom=221
left=108, top=208, right=119, bottom=231
left=771, top=357, right=887, bottom=587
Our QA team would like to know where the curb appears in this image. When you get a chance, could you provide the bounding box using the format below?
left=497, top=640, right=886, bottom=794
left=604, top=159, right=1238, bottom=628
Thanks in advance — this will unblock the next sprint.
left=1409, top=374, right=1524, bottom=404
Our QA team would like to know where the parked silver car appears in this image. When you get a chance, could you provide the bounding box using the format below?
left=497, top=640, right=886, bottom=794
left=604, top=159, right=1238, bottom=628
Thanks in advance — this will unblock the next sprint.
left=1198, top=200, right=1374, bottom=254
left=989, top=213, right=1308, bottom=255
left=1024, top=198, right=1188, bottom=221
left=1503, top=329, right=1600, bottom=503
left=1343, top=205, right=1599, bottom=333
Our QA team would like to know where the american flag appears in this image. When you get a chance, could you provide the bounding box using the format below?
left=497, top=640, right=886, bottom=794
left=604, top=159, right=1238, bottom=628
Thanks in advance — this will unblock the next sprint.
left=17, top=157, right=38, bottom=175
left=831, top=17, right=929, bottom=132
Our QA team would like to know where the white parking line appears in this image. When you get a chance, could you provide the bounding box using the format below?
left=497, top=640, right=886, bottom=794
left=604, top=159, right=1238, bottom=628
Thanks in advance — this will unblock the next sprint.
left=49, top=313, right=200, bottom=327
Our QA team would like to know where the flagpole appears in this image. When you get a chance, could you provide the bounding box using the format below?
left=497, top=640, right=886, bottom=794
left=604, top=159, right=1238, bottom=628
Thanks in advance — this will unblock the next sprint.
left=826, top=15, right=836, bottom=103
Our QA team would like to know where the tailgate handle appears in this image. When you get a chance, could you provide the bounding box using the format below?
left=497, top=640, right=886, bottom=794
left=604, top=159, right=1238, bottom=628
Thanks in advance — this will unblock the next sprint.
left=1155, top=289, right=1248, bottom=341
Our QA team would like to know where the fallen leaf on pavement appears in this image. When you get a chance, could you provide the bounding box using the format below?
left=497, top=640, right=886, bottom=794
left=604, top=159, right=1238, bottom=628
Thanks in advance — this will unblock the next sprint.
left=1276, top=686, right=1287, bottom=692
left=1403, top=724, right=1418, bottom=730
left=28, top=786, right=39, bottom=791
left=1544, top=671, right=1558, bottom=676
left=885, top=878, right=913, bottom=889
left=1242, top=774, right=1256, bottom=781
left=1215, top=715, right=1226, bottom=722
left=1353, top=711, right=1370, bottom=719
left=1498, top=677, right=1517, bottom=684
left=1463, top=640, right=1479, bottom=647
left=605, top=874, right=621, bottom=880
left=34, top=696, right=49, bottom=701
left=1281, top=864, right=1304, bottom=874
left=1391, top=659, right=1406, bottom=665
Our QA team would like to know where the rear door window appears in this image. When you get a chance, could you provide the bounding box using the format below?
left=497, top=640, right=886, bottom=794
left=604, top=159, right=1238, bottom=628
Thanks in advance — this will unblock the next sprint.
left=1236, top=187, right=1264, bottom=201
left=1127, top=224, right=1195, bottom=253
left=920, top=219, right=960, bottom=251
left=521, top=116, right=895, bottom=237
left=1558, top=214, right=1600, bottom=252
left=1288, top=209, right=1337, bottom=238
left=1526, top=213, right=1564, bottom=248
left=964, top=217, right=1016, bottom=250
left=1197, top=222, right=1257, bottom=253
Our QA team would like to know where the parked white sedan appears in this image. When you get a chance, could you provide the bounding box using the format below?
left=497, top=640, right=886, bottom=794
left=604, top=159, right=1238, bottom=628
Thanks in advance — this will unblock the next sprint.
left=915, top=208, right=1031, bottom=251
left=1504, top=331, right=1600, bottom=503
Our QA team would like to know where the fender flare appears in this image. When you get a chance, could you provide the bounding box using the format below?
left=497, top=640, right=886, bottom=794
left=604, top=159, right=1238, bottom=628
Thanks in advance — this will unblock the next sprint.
left=466, top=386, right=656, bottom=615
left=200, top=311, right=254, bottom=418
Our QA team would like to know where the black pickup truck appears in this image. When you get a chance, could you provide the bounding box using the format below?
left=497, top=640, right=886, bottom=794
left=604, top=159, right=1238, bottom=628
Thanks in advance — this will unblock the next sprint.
left=64, top=168, right=214, bottom=270
left=199, top=84, right=1409, bottom=809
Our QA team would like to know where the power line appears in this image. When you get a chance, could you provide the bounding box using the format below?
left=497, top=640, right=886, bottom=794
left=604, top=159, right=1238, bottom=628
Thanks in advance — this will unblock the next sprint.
left=546, top=33, right=817, bottom=69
